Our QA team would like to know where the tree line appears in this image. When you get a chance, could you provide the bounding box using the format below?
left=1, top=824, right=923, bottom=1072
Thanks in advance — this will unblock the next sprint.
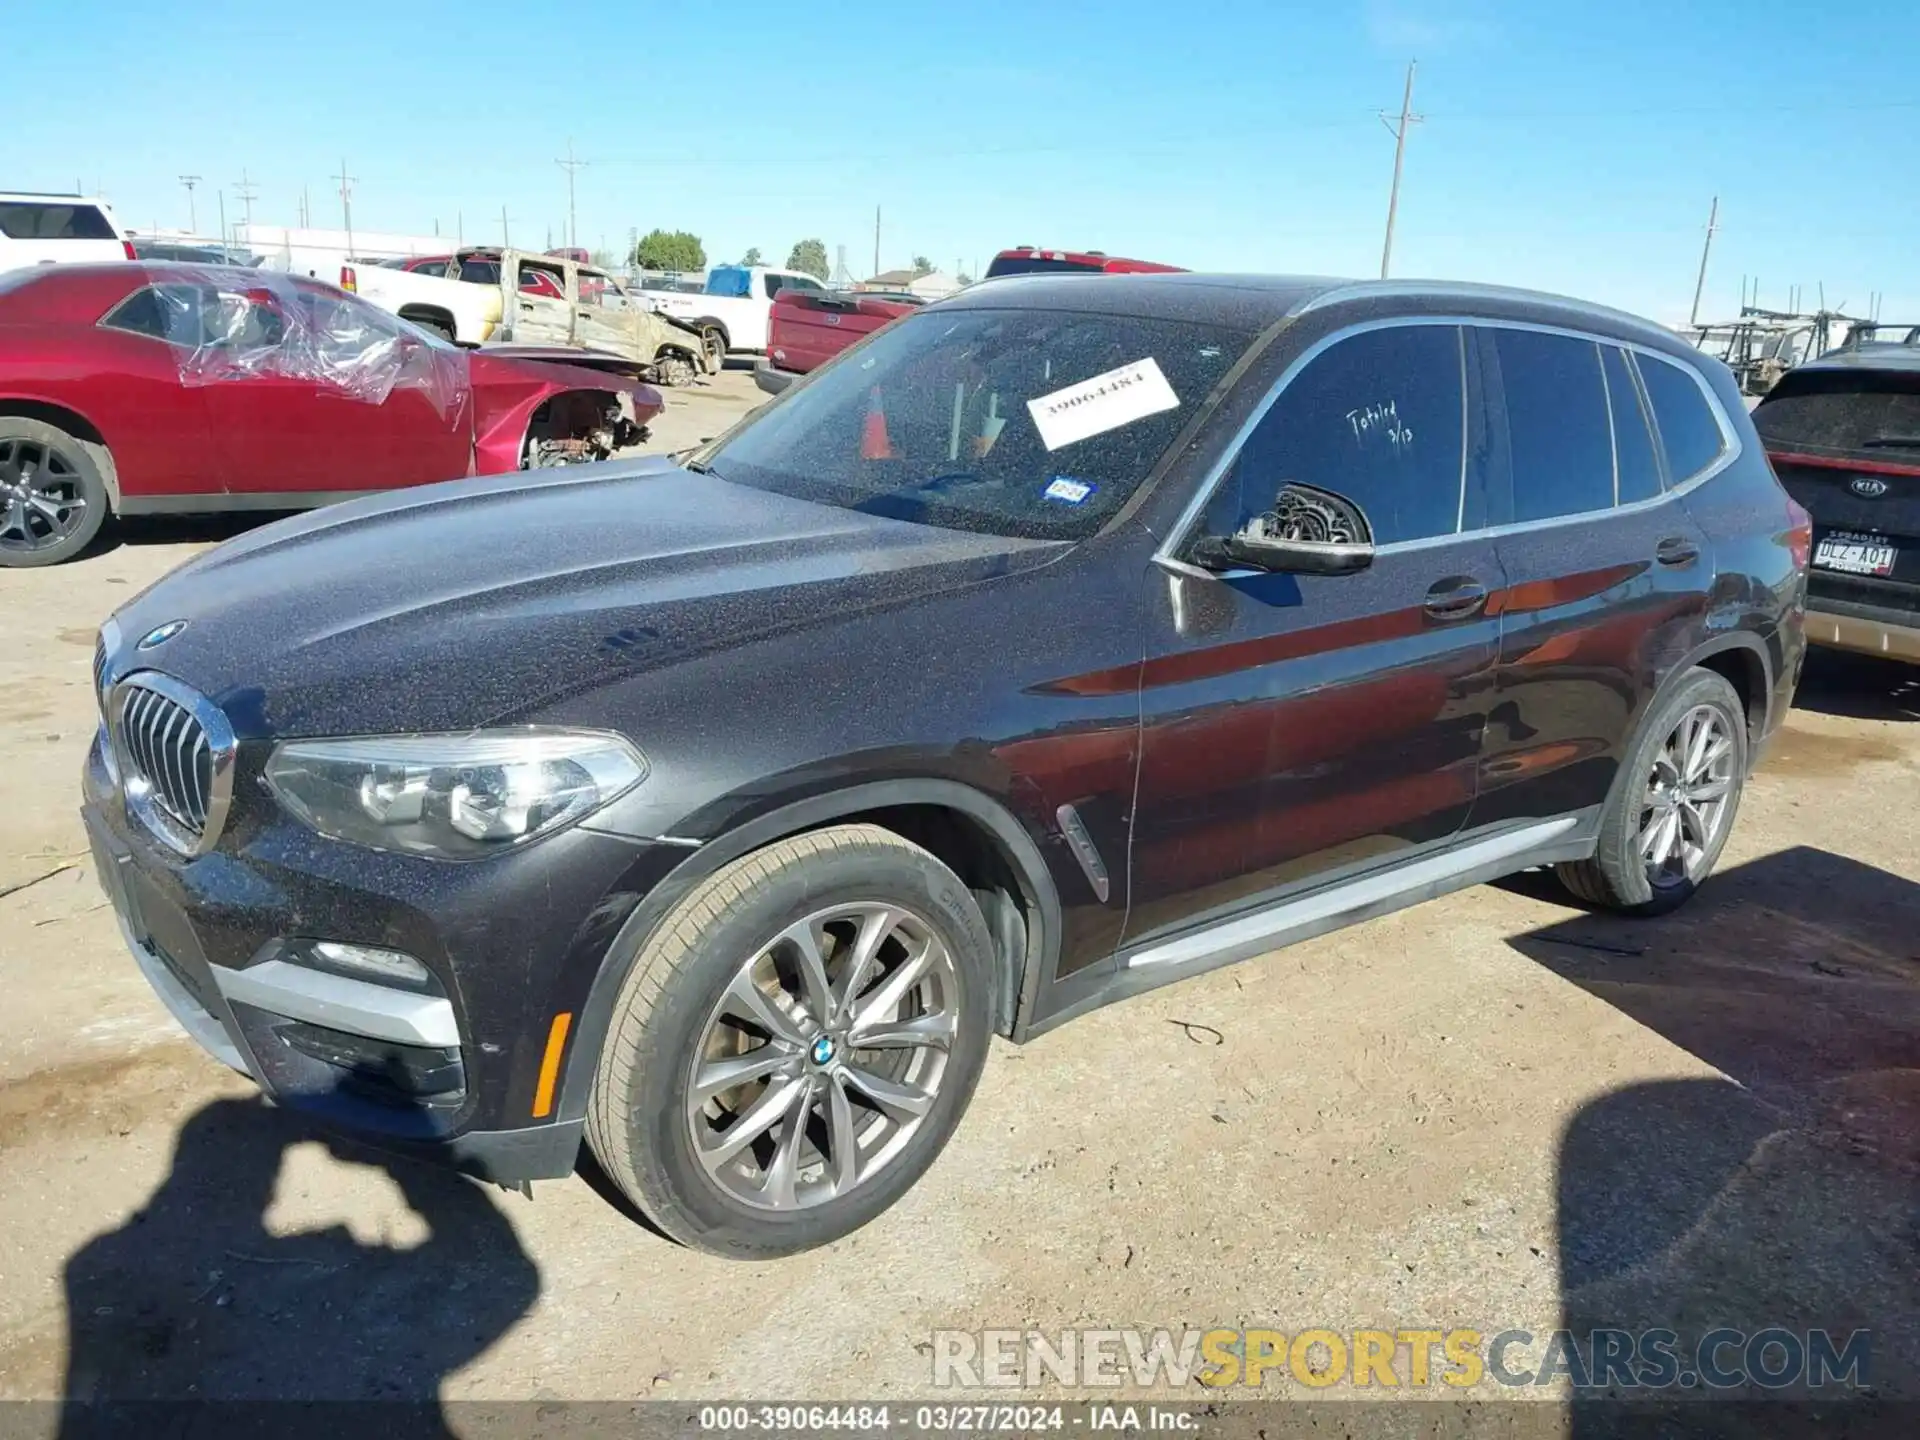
left=629, top=232, right=961, bottom=284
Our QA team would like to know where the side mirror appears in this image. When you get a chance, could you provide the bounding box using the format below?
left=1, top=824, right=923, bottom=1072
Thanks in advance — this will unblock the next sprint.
left=1191, top=482, right=1375, bottom=577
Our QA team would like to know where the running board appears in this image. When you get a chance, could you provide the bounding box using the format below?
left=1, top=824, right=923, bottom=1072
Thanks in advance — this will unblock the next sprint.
left=1128, top=816, right=1580, bottom=972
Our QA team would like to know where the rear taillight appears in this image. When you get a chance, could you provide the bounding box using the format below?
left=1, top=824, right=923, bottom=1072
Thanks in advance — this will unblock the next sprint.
left=340, top=266, right=357, bottom=292
left=121, top=240, right=137, bottom=261
left=1785, top=495, right=1813, bottom=571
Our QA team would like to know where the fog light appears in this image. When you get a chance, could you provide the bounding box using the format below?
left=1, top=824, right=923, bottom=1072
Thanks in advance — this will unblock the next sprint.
left=303, top=940, right=434, bottom=991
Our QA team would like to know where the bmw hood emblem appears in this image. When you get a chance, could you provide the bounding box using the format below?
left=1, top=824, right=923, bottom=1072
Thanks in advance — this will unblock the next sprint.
left=809, top=1035, right=837, bottom=1066
left=137, top=620, right=188, bottom=649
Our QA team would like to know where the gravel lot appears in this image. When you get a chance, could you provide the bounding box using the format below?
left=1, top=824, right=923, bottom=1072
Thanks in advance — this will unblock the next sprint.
left=1, top=363, right=1914, bottom=1411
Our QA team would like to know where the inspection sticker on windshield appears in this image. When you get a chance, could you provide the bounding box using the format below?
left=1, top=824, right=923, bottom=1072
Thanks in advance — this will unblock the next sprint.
left=1043, top=475, right=1098, bottom=505
left=1026, top=357, right=1179, bottom=452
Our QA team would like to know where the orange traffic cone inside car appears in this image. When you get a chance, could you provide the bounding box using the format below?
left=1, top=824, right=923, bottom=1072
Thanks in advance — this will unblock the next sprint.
left=860, top=387, right=896, bottom=460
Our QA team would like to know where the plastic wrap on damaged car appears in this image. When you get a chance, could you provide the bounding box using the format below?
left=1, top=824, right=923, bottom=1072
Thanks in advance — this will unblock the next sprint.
left=155, top=269, right=470, bottom=415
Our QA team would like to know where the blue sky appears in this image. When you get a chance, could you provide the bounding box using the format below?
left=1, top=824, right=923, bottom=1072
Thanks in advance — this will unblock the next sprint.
left=8, top=0, right=1918, bottom=322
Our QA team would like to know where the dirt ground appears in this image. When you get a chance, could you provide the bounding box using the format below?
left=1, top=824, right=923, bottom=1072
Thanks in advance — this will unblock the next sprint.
left=1, top=363, right=1915, bottom=1413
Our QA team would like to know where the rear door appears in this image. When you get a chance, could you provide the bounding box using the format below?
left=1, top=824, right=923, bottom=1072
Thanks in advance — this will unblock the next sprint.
left=1753, top=363, right=1920, bottom=629
left=1123, top=321, right=1503, bottom=950
left=1473, top=325, right=1717, bottom=827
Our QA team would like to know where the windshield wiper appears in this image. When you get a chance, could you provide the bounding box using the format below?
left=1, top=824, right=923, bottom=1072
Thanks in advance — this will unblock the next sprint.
left=1862, top=435, right=1920, bottom=449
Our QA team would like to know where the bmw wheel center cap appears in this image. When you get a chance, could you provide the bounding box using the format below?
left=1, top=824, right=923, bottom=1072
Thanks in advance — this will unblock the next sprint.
left=809, top=1035, right=837, bottom=1067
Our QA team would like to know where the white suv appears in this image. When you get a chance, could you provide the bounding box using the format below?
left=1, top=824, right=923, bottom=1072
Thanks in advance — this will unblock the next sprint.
left=0, top=193, right=135, bottom=273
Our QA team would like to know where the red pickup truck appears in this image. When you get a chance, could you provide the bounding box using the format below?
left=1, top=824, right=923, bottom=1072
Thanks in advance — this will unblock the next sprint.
left=754, top=289, right=923, bottom=396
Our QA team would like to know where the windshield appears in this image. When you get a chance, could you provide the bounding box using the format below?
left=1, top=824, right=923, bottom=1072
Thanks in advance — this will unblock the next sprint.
left=704, top=306, right=1252, bottom=540
left=705, top=266, right=752, bottom=298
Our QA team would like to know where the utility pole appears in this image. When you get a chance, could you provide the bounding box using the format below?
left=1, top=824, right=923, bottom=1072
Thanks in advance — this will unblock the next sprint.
left=458, top=210, right=464, bottom=247
left=1688, top=196, right=1718, bottom=328
left=333, top=160, right=357, bottom=262
left=178, top=175, right=201, bottom=235
left=500, top=204, right=511, bottom=249
left=216, top=189, right=228, bottom=254
left=233, top=169, right=258, bottom=239
left=1377, top=62, right=1421, bottom=279
left=557, top=138, right=587, bottom=252
left=873, top=205, right=881, bottom=280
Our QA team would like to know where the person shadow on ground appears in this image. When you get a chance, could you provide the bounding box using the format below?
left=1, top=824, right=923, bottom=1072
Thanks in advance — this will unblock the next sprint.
left=57, top=1095, right=541, bottom=1438
left=1507, top=841, right=1920, bottom=1437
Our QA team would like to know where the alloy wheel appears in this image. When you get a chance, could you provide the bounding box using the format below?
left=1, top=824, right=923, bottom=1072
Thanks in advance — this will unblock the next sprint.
left=0, top=438, right=89, bottom=555
left=685, top=903, right=962, bottom=1212
left=1638, top=703, right=1736, bottom=889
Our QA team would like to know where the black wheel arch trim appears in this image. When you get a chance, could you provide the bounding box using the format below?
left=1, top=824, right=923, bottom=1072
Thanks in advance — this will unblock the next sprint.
left=1655, top=630, right=1777, bottom=762
left=551, top=778, right=1064, bottom=1128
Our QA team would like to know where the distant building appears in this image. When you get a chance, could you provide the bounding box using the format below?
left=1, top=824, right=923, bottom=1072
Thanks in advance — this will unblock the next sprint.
left=237, top=223, right=451, bottom=280
left=860, top=268, right=962, bottom=299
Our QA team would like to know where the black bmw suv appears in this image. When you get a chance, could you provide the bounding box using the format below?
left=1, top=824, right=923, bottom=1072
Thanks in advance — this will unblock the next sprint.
left=84, top=274, right=1807, bottom=1257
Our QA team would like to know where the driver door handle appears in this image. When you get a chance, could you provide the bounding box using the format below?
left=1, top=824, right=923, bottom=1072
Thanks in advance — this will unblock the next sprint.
left=1656, top=535, right=1701, bottom=567
left=1424, top=575, right=1488, bottom=621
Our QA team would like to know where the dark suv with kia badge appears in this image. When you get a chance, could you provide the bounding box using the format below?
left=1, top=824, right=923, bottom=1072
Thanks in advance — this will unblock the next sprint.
left=84, top=273, right=1807, bottom=1257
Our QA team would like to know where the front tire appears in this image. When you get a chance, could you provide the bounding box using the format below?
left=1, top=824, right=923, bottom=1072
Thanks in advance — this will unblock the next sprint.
left=587, top=824, right=994, bottom=1257
left=0, top=418, right=110, bottom=568
left=655, top=352, right=698, bottom=388
left=1555, top=668, right=1748, bottom=915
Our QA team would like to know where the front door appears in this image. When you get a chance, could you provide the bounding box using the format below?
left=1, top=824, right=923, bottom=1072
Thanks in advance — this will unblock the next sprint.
left=499, top=251, right=576, bottom=346
left=1470, top=325, right=1716, bottom=826
left=1123, top=321, right=1504, bottom=948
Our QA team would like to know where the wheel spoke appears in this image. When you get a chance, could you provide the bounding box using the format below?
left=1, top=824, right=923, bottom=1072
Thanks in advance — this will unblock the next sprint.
left=852, top=1008, right=957, bottom=1052
left=755, top=1087, right=814, bottom=1208
left=826, top=1072, right=860, bottom=1195
left=26, top=493, right=77, bottom=522
left=849, top=938, right=938, bottom=1038
left=833, top=906, right=901, bottom=1022
left=697, top=1073, right=804, bottom=1173
left=719, top=968, right=811, bottom=1048
left=775, top=919, right=835, bottom=1027
left=1684, top=712, right=1717, bottom=778
left=1687, top=776, right=1732, bottom=803
left=1677, top=800, right=1711, bottom=850
left=692, top=1045, right=794, bottom=1105
left=1690, top=735, right=1733, bottom=782
left=839, top=1062, right=934, bottom=1122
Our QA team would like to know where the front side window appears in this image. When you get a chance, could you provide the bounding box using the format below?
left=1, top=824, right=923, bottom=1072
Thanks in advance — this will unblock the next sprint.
left=1639, top=354, right=1727, bottom=481
left=705, top=307, right=1251, bottom=541
left=1209, top=324, right=1467, bottom=547
left=1492, top=328, right=1614, bottom=523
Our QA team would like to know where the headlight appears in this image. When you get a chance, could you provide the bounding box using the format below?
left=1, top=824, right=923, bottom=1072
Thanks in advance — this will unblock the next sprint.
left=264, top=729, right=646, bottom=858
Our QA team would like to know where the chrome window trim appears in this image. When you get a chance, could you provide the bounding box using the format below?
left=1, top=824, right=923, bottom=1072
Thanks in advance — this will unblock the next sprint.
left=1153, top=313, right=1744, bottom=571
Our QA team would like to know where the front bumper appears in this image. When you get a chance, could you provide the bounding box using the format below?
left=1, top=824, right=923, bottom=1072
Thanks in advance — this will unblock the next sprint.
left=1805, top=596, right=1920, bottom=663
left=81, top=729, right=674, bottom=1184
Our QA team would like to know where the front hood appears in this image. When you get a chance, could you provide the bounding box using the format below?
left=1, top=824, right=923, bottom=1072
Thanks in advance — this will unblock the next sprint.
left=110, top=460, right=1061, bottom=736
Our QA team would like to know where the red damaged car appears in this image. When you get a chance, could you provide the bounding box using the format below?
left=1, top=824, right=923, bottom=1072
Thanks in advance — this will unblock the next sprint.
left=0, top=263, right=663, bottom=567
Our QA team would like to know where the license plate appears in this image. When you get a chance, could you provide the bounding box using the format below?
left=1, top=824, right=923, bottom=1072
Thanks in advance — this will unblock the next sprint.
left=1813, top=531, right=1897, bottom=577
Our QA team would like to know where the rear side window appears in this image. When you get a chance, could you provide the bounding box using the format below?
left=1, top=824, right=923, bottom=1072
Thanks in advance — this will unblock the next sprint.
left=1492, top=328, right=1614, bottom=523
left=1217, top=323, right=1468, bottom=547
left=1603, top=345, right=1663, bottom=504
left=764, top=273, right=787, bottom=299
left=456, top=258, right=500, bottom=285
left=0, top=201, right=116, bottom=240
left=1639, top=355, right=1726, bottom=481
left=101, top=286, right=176, bottom=340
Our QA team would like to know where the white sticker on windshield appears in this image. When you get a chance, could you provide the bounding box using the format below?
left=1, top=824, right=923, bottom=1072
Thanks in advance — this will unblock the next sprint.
left=1026, top=357, right=1179, bottom=452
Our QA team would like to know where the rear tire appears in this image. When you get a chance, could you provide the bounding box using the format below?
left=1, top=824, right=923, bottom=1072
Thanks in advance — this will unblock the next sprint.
left=587, top=824, right=994, bottom=1258
left=655, top=352, right=698, bottom=387
left=0, top=418, right=110, bottom=568
left=700, top=327, right=727, bottom=371
left=1555, top=668, right=1748, bottom=915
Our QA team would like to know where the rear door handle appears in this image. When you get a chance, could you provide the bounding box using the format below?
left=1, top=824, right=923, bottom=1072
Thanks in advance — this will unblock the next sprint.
left=1655, top=536, right=1701, bottom=567
left=1424, top=575, right=1488, bottom=621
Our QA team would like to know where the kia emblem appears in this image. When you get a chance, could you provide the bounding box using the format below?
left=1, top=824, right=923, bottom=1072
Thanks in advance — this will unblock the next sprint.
left=1850, top=476, right=1890, bottom=498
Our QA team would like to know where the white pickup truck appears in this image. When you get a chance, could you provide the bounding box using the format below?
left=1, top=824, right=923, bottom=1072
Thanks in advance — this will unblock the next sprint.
left=634, top=264, right=830, bottom=357
left=339, top=249, right=525, bottom=345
